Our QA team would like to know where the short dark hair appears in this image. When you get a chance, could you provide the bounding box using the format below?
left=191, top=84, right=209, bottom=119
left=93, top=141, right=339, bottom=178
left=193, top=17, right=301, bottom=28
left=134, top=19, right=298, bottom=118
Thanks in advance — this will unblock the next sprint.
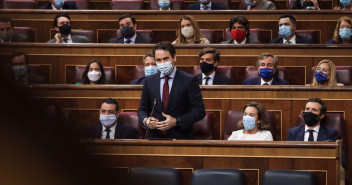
left=53, top=13, right=71, bottom=27
left=279, top=15, right=296, bottom=25
left=118, top=14, right=136, bottom=25
left=306, top=97, right=327, bottom=116
left=199, top=47, right=220, bottom=63
left=143, top=52, right=154, bottom=65
left=238, top=102, right=270, bottom=131
left=102, top=98, right=119, bottom=112
left=0, top=16, right=13, bottom=27
left=11, top=52, right=28, bottom=65
left=229, top=15, right=250, bottom=38
left=153, top=41, right=176, bottom=58
left=82, top=59, right=106, bottom=84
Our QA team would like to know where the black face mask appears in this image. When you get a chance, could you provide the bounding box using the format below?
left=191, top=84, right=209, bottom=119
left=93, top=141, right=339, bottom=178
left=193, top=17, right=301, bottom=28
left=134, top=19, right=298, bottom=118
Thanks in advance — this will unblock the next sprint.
left=59, top=24, right=71, bottom=35
left=303, top=112, right=320, bottom=127
left=200, top=62, right=214, bottom=74
left=121, top=27, right=135, bottom=39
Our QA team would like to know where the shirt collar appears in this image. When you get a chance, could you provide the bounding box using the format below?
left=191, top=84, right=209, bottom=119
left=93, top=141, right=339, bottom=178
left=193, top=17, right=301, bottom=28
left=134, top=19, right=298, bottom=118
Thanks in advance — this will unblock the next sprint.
left=160, top=66, right=177, bottom=78
left=202, top=71, right=216, bottom=80
left=260, top=77, right=274, bottom=85
left=233, top=38, right=247, bottom=44
left=124, top=33, right=137, bottom=44
left=283, top=35, right=296, bottom=44
left=102, top=121, right=117, bottom=132
left=62, top=34, right=72, bottom=42
left=305, top=124, right=320, bottom=133
left=200, top=1, right=211, bottom=9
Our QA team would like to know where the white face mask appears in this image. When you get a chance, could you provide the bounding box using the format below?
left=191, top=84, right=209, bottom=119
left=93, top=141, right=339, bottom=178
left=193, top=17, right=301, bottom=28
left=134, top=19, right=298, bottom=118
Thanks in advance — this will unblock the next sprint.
left=99, top=114, right=117, bottom=128
left=181, top=26, right=194, bottom=39
left=87, top=71, right=101, bottom=82
left=156, top=60, right=174, bottom=76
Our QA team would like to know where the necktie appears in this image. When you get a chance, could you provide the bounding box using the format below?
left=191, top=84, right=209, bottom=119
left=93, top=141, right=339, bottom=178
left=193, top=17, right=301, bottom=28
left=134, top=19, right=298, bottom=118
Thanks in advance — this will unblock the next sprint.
left=62, top=38, right=68, bottom=43
left=285, top=40, right=292, bottom=44
left=263, top=83, right=269, bottom=85
left=205, top=77, right=210, bottom=85
left=105, top=128, right=111, bottom=139
left=308, top=130, right=314, bottom=141
left=203, top=5, right=208, bottom=10
left=162, top=75, right=170, bottom=111
left=125, top=40, right=132, bottom=44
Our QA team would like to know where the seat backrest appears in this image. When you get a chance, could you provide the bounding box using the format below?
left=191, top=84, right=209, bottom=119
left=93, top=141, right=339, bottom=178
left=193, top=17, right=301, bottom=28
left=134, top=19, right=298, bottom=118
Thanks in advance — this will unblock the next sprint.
left=111, top=0, right=144, bottom=10
left=28, top=64, right=50, bottom=83
left=74, top=65, right=116, bottom=84
left=191, top=169, right=246, bottom=185
left=263, top=170, right=318, bottom=185
left=150, top=0, right=184, bottom=10
left=244, top=66, right=288, bottom=83
left=116, top=65, right=144, bottom=84
left=194, top=112, right=215, bottom=140
left=223, top=110, right=276, bottom=140
left=116, top=29, right=153, bottom=42
left=211, top=0, right=229, bottom=9
left=65, top=0, right=90, bottom=9
left=71, top=30, right=95, bottom=43
left=311, top=66, right=352, bottom=85
left=3, top=0, right=36, bottom=9
left=118, top=112, right=144, bottom=139
left=200, top=29, right=215, bottom=44
left=224, top=28, right=261, bottom=43
left=129, top=167, right=182, bottom=185
left=288, top=0, right=296, bottom=9
left=295, top=30, right=319, bottom=43
left=193, top=66, right=232, bottom=80
left=13, top=27, right=35, bottom=42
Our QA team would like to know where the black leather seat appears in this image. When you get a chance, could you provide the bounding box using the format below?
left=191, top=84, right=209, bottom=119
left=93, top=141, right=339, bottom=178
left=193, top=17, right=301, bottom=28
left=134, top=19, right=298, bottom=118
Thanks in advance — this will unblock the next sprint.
left=129, top=167, right=182, bottom=185
left=191, top=169, right=246, bottom=185
left=263, top=170, right=318, bottom=185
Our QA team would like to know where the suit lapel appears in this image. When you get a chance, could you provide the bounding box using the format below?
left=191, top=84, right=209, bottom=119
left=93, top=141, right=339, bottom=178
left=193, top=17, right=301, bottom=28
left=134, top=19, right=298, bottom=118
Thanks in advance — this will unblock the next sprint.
left=317, top=125, right=327, bottom=141
left=95, top=122, right=103, bottom=139
left=166, top=70, right=180, bottom=112
left=153, top=74, right=162, bottom=109
left=114, top=122, right=120, bottom=139
left=197, top=74, right=202, bottom=85
left=297, top=125, right=305, bottom=141
left=255, top=78, right=261, bottom=85
left=213, top=73, right=219, bottom=84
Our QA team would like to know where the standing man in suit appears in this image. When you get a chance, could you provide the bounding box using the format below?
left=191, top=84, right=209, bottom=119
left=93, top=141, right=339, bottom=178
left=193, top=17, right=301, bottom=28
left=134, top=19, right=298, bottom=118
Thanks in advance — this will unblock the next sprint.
left=188, top=0, right=226, bottom=10
left=138, top=41, right=206, bottom=139
left=196, top=48, right=231, bottom=85
left=39, top=0, right=78, bottom=9
left=270, top=15, right=314, bottom=44
left=243, top=53, right=288, bottom=85
left=130, top=52, right=157, bottom=85
left=47, top=13, right=90, bottom=43
left=85, top=98, right=139, bottom=139
left=0, top=17, right=28, bottom=42
left=108, top=14, right=152, bottom=44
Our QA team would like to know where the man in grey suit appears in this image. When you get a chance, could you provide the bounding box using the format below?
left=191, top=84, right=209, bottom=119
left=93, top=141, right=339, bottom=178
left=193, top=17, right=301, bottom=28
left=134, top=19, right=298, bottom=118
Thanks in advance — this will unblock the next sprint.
left=240, top=0, right=276, bottom=10
left=221, top=16, right=260, bottom=44
left=0, top=17, right=28, bottom=42
left=47, top=13, right=90, bottom=43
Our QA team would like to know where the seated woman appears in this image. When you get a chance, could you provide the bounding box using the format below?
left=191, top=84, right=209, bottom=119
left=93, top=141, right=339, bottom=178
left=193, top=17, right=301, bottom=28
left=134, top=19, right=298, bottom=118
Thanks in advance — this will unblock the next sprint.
left=326, top=16, right=352, bottom=44
left=310, top=59, right=344, bottom=86
left=221, top=15, right=260, bottom=44
left=81, top=59, right=106, bottom=85
left=334, top=0, right=351, bottom=10
left=228, top=102, right=273, bottom=141
left=172, top=15, right=210, bottom=44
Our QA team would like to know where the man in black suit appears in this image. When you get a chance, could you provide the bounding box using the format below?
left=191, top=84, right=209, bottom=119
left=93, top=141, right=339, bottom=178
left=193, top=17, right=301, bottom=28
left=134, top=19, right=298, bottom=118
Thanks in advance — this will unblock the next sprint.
left=221, top=16, right=260, bottom=44
left=196, top=48, right=231, bottom=85
left=270, top=15, right=313, bottom=44
left=138, top=41, right=206, bottom=139
left=108, top=14, right=152, bottom=44
left=243, top=53, right=288, bottom=85
left=0, top=17, right=28, bottom=42
left=85, top=98, right=139, bottom=139
left=130, top=52, right=157, bottom=85
left=188, top=0, right=226, bottom=10
left=39, top=0, right=78, bottom=9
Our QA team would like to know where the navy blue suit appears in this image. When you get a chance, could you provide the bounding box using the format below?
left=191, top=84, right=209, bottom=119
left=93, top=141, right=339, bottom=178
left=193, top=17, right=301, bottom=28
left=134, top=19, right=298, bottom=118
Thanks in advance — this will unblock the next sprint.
left=196, top=73, right=232, bottom=85
left=108, top=34, right=151, bottom=44
left=270, top=35, right=313, bottom=44
left=138, top=69, right=206, bottom=139
left=84, top=121, right=139, bottom=139
left=242, top=77, right=288, bottom=85
left=39, top=2, right=78, bottom=9
left=130, top=77, right=145, bottom=85
left=188, top=2, right=226, bottom=10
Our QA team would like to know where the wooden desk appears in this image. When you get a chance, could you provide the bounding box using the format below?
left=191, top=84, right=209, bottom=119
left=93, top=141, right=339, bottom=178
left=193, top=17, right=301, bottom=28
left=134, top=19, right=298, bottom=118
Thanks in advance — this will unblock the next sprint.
left=82, top=139, right=341, bottom=185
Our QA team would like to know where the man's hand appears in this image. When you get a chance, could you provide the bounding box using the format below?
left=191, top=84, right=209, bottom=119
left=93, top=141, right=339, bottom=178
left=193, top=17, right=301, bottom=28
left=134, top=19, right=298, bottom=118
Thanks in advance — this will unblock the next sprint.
left=146, top=117, right=158, bottom=129
left=155, top=113, right=177, bottom=131
left=54, top=33, right=62, bottom=43
left=308, top=0, right=320, bottom=9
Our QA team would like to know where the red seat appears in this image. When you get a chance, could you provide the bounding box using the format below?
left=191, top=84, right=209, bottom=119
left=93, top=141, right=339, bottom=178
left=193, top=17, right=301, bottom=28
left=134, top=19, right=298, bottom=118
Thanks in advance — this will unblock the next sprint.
left=194, top=112, right=215, bottom=140
left=311, top=66, right=352, bottom=86
left=28, top=64, right=50, bottom=84
left=200, top=29, right=215, bottom=44
left=295, top=30, right=319, bottom=44
left=223, top=110, right=277, bottom=140
left=74, top=65, right=116, bottom=84
left=3, top=0, right=35, bottom=9
left=13, top=27, right=35, bottom=42
left=288, top=0, right=296, bottom=9
left=225, top=28, right=261, bottom=42
left=116, top=30, right=153, bottom=42
left=244, top=66, right=289, bottom=83
left=193, top=66, right=232, bottom=80
left=65, top=0, right=90, bottom=9
left=116, top=65, right=144, bottom=84
left=111, top=0, right=144, bottom=10
left=118, top=112, right=144, bottom=139
left=71, top=30, right=95, bottom=43
left=150, top=0, right=183, bottom=10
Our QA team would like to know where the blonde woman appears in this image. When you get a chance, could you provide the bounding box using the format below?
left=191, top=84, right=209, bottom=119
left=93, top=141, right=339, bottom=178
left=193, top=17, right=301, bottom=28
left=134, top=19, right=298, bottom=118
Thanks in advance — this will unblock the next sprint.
left=311, top=59, right=344, bottom=86
left=172, top=15, right=210, bottom=44
left=326, top=16, right=352, bottom=44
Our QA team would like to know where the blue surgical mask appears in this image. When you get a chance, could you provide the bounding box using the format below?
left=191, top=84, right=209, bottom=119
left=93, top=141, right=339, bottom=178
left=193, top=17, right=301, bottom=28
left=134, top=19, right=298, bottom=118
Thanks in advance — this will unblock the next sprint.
left=279, top=25, right=292, bottom=38
left=314, top=71, right=329, bottom=84
left=157, top=60, right=174, bottom=76
left=245, top=0, right=256, bottom=6
left=99, top=114, right=117, bottom=128
left=340, top=0, right=351, bottom=6
left=54, top=0, right=65, bottom=9
left=339, top=28, right=352, bottom=40
left=158, top=0, right=170, bottom=10
left=144, top=66, right=158, bottom=76
left=12, top=66, right=27, bottom=77
left=242, top=115, right=256, bottom=130
left=259, top=68, right=274, bottom=81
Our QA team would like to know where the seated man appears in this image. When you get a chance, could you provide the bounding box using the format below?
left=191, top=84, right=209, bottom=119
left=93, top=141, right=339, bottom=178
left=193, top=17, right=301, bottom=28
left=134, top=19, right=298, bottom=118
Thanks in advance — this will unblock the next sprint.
left=221, top=16, right=260, bottom=44
left=196, top=47, right=232, bottom=85
left=270, top=15, right=313, bottom=44
left=47, top=13, right=90, bottom=43
left=241, top=0, right=276, bottom=10
left=85, top=98, right=139, bottom=139
left=188, top=0, right=226, bottom=10
left=39, top=0, right=78, bottom=9
left=108, top=14, right=152, bottom=44
left=157, top=0, right=172, bottom=10
left=130, top=52, right=157, bottom=85
left=0, top=17, right=28, bottom=42
left=243, top=53, right=288, bottom=85
left=11, top=52, right=48, bottom=85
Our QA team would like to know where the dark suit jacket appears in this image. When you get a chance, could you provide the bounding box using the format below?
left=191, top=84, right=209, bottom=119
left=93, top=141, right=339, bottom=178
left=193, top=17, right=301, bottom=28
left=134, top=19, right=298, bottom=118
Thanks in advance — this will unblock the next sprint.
left=108, top=34, right=152, bottom=44
left=10, top=32, right=29, bottom=42
left=138, top=69, right=206, bottom=139
left=242, top=77, right=288, bottom=85
left=188, top=2, right=226, bottom=10
left=130, top=77, right=145, bottom=85
left=47, top=35, right=91, bottom=43
left=196, top=73, right=232, bottom=85
left=84, top=121, right=139, bottom=139
left=270, top=35, right=313, bottom=44
left=221, top=35, right=260, bottom=44
left=39, top=2, right=78, bottom=9
left=293, top=0, right=320, bottom=9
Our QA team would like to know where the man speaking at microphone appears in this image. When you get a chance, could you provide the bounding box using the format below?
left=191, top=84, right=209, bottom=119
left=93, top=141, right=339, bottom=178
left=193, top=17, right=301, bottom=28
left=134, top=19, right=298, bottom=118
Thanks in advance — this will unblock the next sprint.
left=138, top=41, right=206, bottom=139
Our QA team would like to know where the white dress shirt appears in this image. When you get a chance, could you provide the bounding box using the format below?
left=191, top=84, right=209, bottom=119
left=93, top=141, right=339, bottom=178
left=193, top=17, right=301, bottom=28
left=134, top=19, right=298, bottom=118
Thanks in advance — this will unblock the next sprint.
left=260, top=77, right=273, bottom=85
left=233, top=38, right=247, bottom=45
left=304, top=124, right=320, bottom=141
left=228, top=129, right=273, bottom=141
left=160, top=67, right=177, bottom=101
left=201, top=71, right=215, bottom=85
left=62, top=34, right=73, bottom=43
left=123, top=33, right=137, bottom=44
left=200, top=2, right=212, bottom=10
left=101, top=122, right=117, bottom=139
left=51, top=4, right=63, bottom=10
left=283, top=35, right=296, bottom=44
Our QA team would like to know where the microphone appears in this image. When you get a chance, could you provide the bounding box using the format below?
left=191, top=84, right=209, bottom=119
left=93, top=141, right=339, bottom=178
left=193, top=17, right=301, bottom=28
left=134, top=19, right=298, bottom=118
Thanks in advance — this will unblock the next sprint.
left=144, top=98, right=157, bottom=139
